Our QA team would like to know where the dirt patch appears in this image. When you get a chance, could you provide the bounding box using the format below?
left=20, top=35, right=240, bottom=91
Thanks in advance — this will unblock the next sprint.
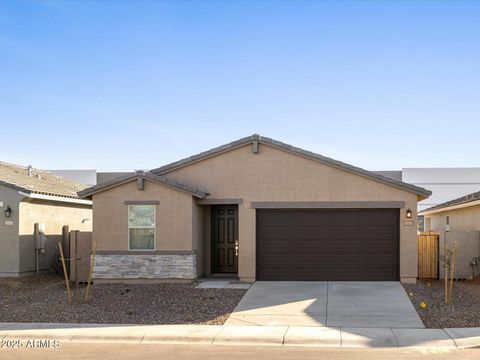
left=404, top=279, right=480, bottom=328
left=0, top=274, right=246, bottom=325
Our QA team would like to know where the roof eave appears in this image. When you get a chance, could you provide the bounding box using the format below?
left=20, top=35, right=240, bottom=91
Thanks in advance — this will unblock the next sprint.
left=422, top=198, right=480, bottom=215
left=78, top=172, right=207, bottom=199
left=150, top=134, right=431, bottom=198
left=19, top=191, right=92, bottom=205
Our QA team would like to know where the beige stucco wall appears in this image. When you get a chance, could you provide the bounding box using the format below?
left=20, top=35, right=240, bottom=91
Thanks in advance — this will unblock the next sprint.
left=92, top=180, right=194, bottom=252
left=425, top=206, right=480, bottom=279
left=18, top=199, right=92, bottom=273
left=0, top=185, right=23, bottom=276
left=426, top=205, right=480, bottom=233
left=162, top=143, right=420, bottom=282
left=192, top=202, right=205, bottom=277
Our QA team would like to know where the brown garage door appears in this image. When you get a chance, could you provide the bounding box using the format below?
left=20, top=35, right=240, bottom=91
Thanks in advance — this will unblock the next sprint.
left=256, top=209, right=400, bottom=281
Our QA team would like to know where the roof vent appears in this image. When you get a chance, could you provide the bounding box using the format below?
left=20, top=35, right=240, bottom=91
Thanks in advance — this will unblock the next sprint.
left=27, top=165, right=33, bottom=177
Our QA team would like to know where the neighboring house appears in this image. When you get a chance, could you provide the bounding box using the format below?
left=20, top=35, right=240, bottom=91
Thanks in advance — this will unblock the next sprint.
left=79, top=134, right=431, bottom=284
left=375, top=168, right=480, bottom=212
left=375, top=168, right=480, bottom=232
left=0, top=162, right=92, bottom=277
left=421, top=191, right=480, bottom=279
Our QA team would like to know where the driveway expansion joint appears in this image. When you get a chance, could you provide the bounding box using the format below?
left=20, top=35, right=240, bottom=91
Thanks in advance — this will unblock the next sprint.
left=325, top=281, right=330, bottom=326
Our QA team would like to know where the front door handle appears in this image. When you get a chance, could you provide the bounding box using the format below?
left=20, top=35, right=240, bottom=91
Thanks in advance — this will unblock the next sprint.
left=235, top=240, right=239, bottom=256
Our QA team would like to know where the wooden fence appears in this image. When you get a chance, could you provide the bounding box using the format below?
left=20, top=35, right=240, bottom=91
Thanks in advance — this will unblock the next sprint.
left=69, top=231, right=93, bottom=284
left=418, top=232, right=439, bottom=279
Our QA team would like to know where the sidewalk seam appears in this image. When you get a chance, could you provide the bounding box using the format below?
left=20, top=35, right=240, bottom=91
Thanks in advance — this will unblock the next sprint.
left=282, top=326, right=289, bottom=345
left=339, top=327, right=342, bottom=347
left=226, top=316, right=262, bottom=326
left=443, top=329, right=459, bottom=349
left=210, top=325, right=224, bottom=344
left=389, top=328, right=399, bottom=348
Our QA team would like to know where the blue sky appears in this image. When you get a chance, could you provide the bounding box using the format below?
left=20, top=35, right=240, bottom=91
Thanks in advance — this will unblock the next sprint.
left=0, top=1, right=479, bottom=171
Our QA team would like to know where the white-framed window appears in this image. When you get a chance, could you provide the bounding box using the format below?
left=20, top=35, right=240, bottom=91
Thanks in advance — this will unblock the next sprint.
left=128, top=205, right=155, bottom=250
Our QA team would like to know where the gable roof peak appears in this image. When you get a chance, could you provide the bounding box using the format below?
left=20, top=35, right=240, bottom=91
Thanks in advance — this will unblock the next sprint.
left=78, top=171, right=207, bottom=199
left=149, top=135, right=431, bottom=198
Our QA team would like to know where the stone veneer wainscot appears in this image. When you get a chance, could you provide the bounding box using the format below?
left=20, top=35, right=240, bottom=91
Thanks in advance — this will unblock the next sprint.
left=93, top=254, right=197, bottom=279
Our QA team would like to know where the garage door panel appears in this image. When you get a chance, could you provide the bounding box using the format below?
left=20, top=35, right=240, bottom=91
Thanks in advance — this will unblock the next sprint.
left=256, top=209, right=399, bottom=281
left=261, top=254, right=293, bottom=262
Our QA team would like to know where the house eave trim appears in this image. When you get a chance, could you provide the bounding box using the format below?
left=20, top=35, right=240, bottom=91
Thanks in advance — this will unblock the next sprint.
left=251, top=201, right=406, bottom=209
left=196, top=198, right=243, bottom=205
left=422, top=199, right=480, bottom=216
left=124, top=200, right=160, bottom=205
left=18, top=191, right=92, bottom=205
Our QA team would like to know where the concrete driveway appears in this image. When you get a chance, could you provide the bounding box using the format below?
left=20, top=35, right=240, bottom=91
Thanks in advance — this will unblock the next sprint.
left=225, top=281, right=424, bottom=328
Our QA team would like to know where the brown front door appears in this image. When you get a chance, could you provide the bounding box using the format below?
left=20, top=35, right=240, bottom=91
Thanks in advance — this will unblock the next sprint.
left=212, top=205, right=238, bottom=273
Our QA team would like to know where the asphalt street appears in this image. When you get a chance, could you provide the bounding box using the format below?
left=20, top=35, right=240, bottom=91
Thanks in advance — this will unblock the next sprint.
left=0, top=343, right=478, bottom=360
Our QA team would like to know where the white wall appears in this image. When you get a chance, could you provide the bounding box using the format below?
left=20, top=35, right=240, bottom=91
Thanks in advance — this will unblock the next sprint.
left=402, top=168, right=480, bottom=212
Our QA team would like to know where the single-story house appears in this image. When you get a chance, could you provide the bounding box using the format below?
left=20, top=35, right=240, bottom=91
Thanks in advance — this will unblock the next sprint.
left=422, top=191, right=480, bottom=279
left=422, top=190, right=480, bottom=233
left=79, top=135, right=431, bottom=283
left=0, top=162, right=92, bottom=277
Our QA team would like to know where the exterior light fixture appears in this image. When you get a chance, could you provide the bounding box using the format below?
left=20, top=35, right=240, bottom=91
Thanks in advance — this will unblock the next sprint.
left=406, top=209, right=412, bottom=219
left=4, top=206, right=12, bottom=218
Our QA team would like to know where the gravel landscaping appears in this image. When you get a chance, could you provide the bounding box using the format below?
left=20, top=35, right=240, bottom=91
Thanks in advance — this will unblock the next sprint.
left=404, top=278, right=480, bottom=328
left=0, top=274, right=247, bottom=325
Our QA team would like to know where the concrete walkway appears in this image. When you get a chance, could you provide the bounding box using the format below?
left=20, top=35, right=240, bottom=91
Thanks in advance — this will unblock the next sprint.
left=226, top=281, right=424, bottom=328
left=0, top=323, right=479, bottom=349
left=195, top=278, right=252, bottom=289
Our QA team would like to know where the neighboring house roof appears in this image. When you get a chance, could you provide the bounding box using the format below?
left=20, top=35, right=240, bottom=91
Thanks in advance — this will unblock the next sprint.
left=0, top=161, right=88, bottom=199
left=78, top=171, right=208, bottom=199
left=421, top=190, right=480, bottom=215
left=150, top=134, right=431, bottom=198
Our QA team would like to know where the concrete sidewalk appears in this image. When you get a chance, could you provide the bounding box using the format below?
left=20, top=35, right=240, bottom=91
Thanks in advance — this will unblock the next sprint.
left=1, top=323, right=480, bottom=349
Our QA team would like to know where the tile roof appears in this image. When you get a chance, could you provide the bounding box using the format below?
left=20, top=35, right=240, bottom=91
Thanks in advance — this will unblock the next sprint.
left=0, top=161, right=88, bottom=199
left=78, top=171, right=208, bottom=199
left=421, top=190, right=480, bottom=214
left=150, top=134, right=432, bottom=198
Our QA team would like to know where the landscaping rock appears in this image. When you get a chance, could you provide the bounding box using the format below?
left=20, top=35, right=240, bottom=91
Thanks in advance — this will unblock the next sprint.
left=0, top=274, right=246, bottom=325
left=403, top=279, right=480, bottom=328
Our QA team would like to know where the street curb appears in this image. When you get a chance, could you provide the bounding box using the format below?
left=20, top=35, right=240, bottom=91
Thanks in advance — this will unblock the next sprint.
left=1, top=323, right=480, bottom=349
